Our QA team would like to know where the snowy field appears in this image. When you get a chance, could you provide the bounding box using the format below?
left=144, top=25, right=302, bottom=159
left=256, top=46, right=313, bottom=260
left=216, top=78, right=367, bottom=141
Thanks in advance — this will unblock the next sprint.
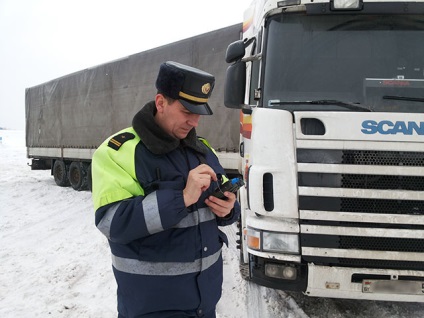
left=1, top=129, right=423, bottom=318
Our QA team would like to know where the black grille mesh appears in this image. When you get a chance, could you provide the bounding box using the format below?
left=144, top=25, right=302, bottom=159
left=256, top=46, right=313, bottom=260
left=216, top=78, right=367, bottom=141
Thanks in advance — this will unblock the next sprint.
left=339, top=236, right=424, bottom=252
left=300, top=149, right=424, bottom=270
left=340, top=198, right=424, bottom=214
left=342, top=150, right=424, bottom=166
left=341, top=174, right=424, bottom=190
left=340, top=150, right=424, bottom=214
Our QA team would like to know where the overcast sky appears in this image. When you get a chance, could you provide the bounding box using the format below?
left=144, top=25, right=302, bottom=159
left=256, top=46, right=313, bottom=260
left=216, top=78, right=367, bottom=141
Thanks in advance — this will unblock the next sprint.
left=0, top=0, right=249, bottom=129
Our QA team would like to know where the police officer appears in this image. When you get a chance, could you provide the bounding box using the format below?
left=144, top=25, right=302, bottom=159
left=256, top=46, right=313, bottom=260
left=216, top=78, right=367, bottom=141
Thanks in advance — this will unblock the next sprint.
left=92, top=61, right=241, bottom=318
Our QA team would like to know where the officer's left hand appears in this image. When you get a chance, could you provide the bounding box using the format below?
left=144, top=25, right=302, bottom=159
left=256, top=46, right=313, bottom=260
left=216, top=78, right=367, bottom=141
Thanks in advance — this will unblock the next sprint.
left=205, top=192, right=236, bottom=218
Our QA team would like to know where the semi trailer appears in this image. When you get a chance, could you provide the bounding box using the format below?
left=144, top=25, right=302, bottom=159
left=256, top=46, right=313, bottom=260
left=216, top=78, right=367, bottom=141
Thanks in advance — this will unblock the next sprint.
left=25, top=23, right=242, bottom=190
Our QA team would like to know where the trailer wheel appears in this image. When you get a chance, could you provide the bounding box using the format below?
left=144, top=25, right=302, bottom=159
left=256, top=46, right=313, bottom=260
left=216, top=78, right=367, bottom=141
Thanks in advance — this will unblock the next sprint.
left=87, top=164, right=92, bottom=192
left=81, top=162, right=90, bottom=191
left=53, top=160, right=70, bottom=187
left=68, top=161, right=88, bottom=191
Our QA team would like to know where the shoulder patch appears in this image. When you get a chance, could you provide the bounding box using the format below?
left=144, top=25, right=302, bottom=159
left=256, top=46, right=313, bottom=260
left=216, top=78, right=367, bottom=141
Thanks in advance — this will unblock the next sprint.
left=108, top=132, right=135, bottom=150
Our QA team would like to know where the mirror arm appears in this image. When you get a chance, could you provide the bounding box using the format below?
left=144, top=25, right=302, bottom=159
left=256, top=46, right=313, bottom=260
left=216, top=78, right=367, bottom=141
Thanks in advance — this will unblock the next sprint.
left=242, top=53, right=262, bottom=63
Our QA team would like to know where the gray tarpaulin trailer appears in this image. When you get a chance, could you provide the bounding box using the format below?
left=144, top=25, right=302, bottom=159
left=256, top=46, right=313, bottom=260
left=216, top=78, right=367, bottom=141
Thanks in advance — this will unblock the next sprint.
left=25, top=23, right=242, bottom=190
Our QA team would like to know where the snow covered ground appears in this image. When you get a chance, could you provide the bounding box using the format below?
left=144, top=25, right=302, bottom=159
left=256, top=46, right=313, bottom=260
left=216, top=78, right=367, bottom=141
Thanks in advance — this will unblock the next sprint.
left=1, top=129, right=423, bottom=318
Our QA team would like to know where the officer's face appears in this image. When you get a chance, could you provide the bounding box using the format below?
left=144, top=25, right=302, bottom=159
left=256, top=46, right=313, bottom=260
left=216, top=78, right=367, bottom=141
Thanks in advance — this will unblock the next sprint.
left=155, top=95, right=201, bottom=139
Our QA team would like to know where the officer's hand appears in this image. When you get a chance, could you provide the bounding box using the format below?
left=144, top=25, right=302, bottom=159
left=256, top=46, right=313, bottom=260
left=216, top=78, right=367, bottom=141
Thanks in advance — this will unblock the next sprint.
left=205, top=191, right=236, bottom=218
left=183, top=164, right=217, bottom=207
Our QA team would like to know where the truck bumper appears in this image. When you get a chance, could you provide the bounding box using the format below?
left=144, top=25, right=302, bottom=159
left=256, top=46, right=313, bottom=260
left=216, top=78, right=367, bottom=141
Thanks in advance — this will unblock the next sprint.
left=306, top=264, right=424, bottom=302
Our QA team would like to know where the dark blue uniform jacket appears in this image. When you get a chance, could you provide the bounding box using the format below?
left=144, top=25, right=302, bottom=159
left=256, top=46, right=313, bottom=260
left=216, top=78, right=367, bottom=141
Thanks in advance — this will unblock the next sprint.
left=93, top=101, right=241, bottom=317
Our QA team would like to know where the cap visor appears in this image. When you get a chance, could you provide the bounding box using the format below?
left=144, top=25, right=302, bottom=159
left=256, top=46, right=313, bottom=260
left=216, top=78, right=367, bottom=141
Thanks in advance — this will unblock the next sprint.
left=180, top=99, right=213, bottom=115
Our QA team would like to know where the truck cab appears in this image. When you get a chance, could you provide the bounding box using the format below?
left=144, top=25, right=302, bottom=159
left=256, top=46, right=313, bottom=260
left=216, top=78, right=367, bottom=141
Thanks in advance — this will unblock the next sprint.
left=225, top=0, right=424, bottom=301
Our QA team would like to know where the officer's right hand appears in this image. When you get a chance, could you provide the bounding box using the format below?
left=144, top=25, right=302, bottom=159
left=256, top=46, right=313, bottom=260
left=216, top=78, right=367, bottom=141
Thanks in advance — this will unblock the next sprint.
left=183, top=164, right=217, bottom=207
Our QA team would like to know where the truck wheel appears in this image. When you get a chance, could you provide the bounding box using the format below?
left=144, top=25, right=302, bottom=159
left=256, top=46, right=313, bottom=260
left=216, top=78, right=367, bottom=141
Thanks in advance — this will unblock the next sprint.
left=68, top=161, right=88, bottom=191
left=53, top=160, right=70, bottom=187
left=81, top=162, right=90, bottom=191
left=87, top=164, right=92, bottom=192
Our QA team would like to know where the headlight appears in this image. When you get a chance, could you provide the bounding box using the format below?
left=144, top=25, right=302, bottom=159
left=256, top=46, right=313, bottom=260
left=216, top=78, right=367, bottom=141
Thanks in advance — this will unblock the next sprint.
left=263, top=232, right=299, bottom=254
left=246, top=227, right=299, bottom=254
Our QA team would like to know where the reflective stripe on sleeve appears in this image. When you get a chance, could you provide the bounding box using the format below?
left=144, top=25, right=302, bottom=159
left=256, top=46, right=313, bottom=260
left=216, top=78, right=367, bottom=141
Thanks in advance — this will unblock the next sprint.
left=143, top=192, right=163, bottom=234
left=175, top=207, right=215, bottom=228
left=112, top=248, right=222, bottom=276
left=97, top=201, right=214, bottom=239
left=97, top=202, right=121, bottom=239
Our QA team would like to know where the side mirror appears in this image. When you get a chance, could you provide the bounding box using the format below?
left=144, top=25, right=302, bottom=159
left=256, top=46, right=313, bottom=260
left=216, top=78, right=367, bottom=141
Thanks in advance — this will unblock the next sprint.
left=224, top=61, right=246, bottom=109
left=225, top=40, right=246, bottom=63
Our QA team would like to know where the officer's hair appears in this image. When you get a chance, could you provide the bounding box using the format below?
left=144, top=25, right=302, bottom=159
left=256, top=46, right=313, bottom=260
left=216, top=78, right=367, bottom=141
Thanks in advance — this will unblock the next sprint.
left=157, top=91, right=175, bottom=104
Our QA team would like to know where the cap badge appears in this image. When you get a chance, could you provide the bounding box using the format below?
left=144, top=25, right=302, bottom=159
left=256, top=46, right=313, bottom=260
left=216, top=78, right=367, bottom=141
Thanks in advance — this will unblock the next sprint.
left=201, top=83, right=211, bottom=95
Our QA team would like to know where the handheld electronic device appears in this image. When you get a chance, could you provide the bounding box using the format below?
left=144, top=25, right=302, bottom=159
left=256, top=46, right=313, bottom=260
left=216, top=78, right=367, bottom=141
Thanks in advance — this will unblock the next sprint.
left=212, top=177, right=244, bottom=200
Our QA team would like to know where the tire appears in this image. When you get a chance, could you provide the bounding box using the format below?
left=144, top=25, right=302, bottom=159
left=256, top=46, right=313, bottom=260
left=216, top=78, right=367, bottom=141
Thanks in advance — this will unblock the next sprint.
left=53, top=160, right=70, bottom=187
left=87, top=163, right=92, bottom=192
left=68, top=161, right=88, bottom=191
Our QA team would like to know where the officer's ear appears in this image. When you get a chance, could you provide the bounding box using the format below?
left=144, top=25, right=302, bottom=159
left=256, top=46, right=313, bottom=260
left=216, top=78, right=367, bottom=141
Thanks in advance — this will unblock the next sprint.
left=155, top=94, right=166, bottom=113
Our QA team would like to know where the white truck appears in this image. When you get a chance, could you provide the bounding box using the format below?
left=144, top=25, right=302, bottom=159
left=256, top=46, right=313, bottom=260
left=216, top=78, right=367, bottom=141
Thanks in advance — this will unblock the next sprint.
left=225, top=0, right=424, bottom=302
left=25, top=0, right=424, bottom=302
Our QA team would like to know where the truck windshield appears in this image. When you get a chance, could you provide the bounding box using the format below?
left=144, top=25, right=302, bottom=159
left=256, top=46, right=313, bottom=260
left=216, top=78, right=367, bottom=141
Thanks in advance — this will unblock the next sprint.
left=263, top=14, right=424, bottom=113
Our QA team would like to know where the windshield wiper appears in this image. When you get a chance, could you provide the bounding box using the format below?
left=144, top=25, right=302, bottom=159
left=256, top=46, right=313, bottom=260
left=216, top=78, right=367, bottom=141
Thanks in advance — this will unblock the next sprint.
left=269, top=99, right=372, bottom=112
left=383, top=95, right=424, bottom=103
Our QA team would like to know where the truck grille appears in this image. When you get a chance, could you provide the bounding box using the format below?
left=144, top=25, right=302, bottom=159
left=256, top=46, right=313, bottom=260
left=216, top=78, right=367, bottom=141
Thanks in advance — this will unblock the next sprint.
left=298, top=148, right=424, bottom=270
left=341, top=198, right=424, bottom=214
left=342, top=150, right=424, bottom=166
left=342, top=150, right=424, bottom=191
left=341, top=174, right=424, bottom=191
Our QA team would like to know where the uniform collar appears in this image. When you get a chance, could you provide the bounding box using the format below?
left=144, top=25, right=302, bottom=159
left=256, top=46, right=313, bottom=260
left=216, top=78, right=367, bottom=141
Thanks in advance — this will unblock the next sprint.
left=132, top=101, right=207, bottom=155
